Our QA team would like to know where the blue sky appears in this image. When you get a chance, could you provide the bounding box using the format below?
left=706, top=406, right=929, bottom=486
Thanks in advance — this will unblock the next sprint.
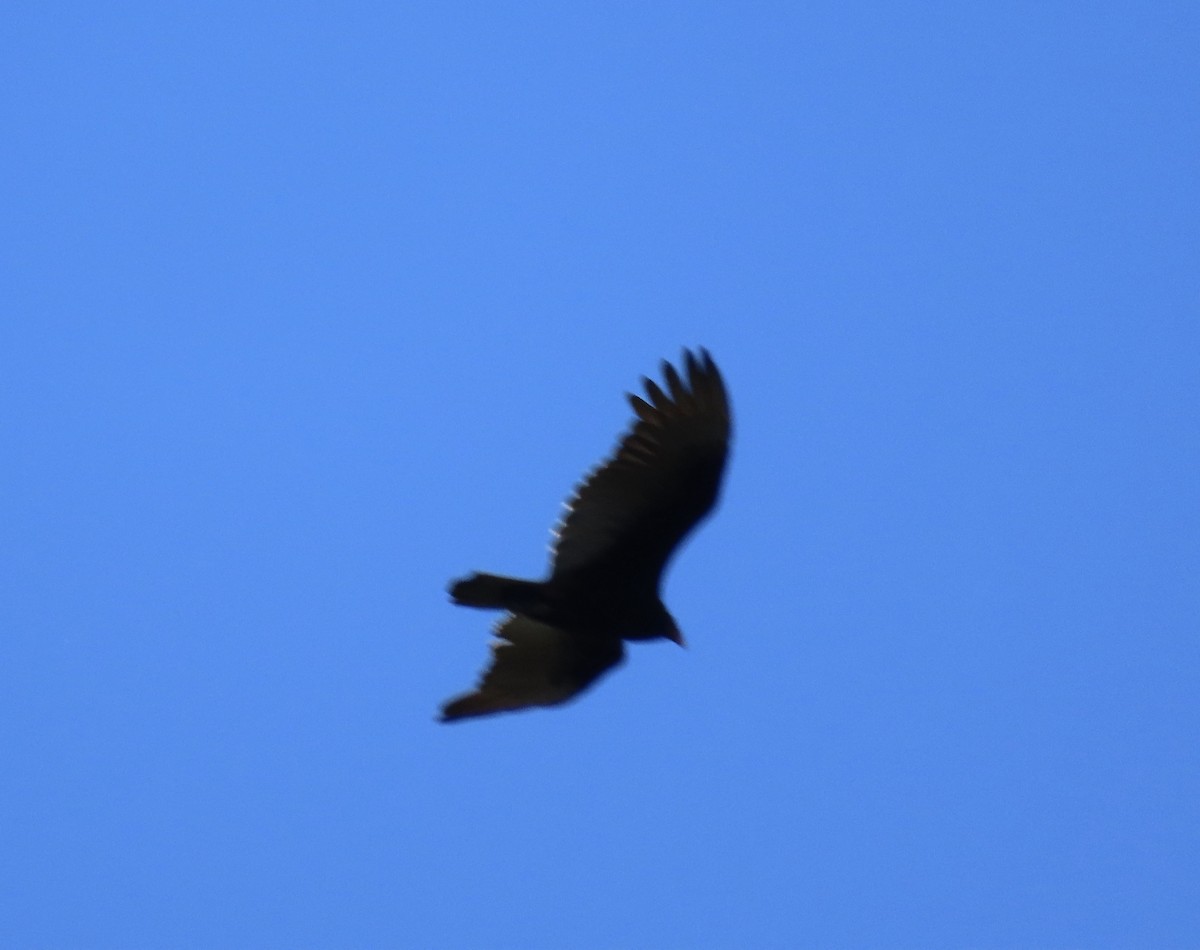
left=3, top=3, right=1197, bottom=948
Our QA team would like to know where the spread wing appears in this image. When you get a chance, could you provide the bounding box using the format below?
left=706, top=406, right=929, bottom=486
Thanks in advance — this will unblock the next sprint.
left=439, top=615, right=625, bottom=722
left=550, top=348, right=731, bottom=579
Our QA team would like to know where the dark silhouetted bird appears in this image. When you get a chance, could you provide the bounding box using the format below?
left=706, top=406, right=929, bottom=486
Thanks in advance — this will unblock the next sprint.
left=440, top=348, right=732, bottom=722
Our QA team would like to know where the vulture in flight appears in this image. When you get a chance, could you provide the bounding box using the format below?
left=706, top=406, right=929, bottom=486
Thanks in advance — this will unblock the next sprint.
left=440, top=348, right=732, bottom=722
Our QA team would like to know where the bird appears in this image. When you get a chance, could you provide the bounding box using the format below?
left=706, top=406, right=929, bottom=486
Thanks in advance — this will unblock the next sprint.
left=439, top=348, right=732, bottom=722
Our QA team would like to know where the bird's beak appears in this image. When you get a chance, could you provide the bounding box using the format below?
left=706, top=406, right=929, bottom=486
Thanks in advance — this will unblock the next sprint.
left=666, top=621, right=686, bottom=648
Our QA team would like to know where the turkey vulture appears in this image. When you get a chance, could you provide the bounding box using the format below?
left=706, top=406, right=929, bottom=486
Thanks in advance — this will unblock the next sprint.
left=439, top=348, right=732, bottom=722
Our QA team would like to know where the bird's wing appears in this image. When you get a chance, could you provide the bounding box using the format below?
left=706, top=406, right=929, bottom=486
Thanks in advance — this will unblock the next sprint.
left=439, top=614, right=625, bottom=722
left=550, top=348, right=732, bottom=578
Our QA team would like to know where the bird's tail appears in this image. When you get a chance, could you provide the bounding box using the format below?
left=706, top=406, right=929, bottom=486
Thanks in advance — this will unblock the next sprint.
left=448, top=572, right=544, bottom=612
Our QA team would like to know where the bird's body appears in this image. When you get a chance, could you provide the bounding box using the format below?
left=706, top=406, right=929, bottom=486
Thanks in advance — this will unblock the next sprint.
left=440, top=348, right=731, bottom=722
left=450, top=568, right=674, bottom=641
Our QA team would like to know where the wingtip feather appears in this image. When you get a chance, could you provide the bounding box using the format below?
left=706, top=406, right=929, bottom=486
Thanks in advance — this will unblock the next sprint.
left=643, top=377, right=668, bottom=407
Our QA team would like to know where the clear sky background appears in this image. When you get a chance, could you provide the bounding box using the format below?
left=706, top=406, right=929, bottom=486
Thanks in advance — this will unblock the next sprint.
left=3, top=4, right=1197, bottom=948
